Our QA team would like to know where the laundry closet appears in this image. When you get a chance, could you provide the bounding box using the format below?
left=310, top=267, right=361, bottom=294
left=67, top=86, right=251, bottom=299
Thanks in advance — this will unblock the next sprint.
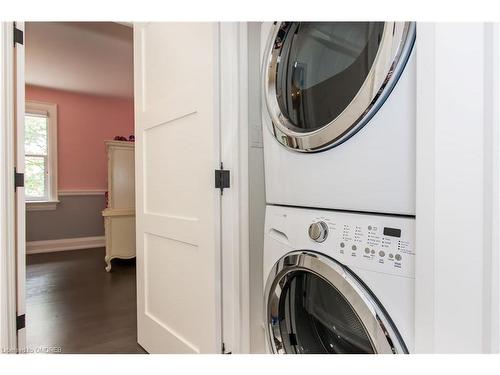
left=2, top=21, right=500, bottom=356
left=251, top=21, right=416, bottom=354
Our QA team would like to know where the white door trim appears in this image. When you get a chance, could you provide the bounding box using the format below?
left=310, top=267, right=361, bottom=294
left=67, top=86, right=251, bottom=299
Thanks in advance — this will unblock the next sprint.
left=13, top=21, right=26, bottom=352
left=484, top=22, right=500, bottom=353
left=0, top=21, right=18, bottom=353
left=414, top=22, right=436, bottom=354
left=415, top=22, right=500, bottom=353
left=219, top=21, right=250, bottom=354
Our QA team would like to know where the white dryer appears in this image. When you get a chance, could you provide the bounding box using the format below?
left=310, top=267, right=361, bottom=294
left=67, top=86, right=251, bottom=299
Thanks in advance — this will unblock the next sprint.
left=263, top=205, right=415, bottom=353
left=261, top=22, right=416, bottom=215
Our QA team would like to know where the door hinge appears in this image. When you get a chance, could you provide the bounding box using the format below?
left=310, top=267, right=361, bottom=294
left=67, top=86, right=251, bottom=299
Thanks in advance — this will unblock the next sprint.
left=222, top=342, right=231, bottom=354
left=215, top=163, right=230, bottom=195
left=16, top=314, right=25, bottom=330
left=13, top=24, right=23, bottom=46
left=14, top=168, right=24, bottom=189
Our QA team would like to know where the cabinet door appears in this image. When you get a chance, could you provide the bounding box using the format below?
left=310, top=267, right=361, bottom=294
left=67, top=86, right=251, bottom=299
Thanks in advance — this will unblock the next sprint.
left=108, top=144, right=135, bottom=209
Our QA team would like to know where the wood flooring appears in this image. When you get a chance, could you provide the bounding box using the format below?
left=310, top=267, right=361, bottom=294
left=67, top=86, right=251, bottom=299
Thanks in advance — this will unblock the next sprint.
left=26, top=247, right=147, bottom=354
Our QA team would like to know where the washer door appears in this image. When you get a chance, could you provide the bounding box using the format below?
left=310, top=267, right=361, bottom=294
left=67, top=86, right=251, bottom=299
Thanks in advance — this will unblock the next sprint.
left=263, top=22, right=415, bottom=152
left=265, top=251, right=407, bottom=354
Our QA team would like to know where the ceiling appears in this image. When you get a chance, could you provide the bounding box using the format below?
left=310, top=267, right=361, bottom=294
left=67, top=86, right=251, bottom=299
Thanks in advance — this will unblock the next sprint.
left=25, top=22, right=133, bottom=98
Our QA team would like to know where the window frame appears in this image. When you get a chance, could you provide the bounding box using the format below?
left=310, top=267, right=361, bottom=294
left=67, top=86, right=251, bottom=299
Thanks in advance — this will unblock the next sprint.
left=25, top=100, right=59, bottom=211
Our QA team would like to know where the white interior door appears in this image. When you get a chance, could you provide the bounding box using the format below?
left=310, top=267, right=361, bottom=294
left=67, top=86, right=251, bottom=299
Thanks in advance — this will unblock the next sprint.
left=134, top=22, right=222, bottom=354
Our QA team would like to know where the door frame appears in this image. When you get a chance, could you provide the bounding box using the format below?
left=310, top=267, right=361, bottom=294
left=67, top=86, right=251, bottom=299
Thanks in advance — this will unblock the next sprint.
left=219, top=21, right=250, bottom=354
left=0, top=21, right=19, bottom=353
left=415, top=23, right=500, bottom=353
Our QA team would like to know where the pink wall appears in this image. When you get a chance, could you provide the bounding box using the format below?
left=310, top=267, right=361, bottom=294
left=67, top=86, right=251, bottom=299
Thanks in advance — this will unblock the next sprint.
left=26, top=85, right=134, bottom=191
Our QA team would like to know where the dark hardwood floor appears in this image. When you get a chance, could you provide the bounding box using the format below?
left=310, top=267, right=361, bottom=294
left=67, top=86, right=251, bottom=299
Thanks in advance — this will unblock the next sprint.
left=26, top=247, right=146, bottom=354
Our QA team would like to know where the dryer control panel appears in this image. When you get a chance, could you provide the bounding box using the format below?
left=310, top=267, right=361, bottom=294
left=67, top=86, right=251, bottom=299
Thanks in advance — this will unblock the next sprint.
left=266, top=205, right=415, bottom=278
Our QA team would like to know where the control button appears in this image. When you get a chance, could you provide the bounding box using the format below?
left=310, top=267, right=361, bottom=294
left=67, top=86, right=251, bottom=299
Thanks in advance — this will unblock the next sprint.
left=352, top=245, right=357, bottom=251
left=395, top=254, right=402, bottom=261
left=365, top=247, right=370, bottom=254
left=389, top=253, right=394, bottom=259
left=368, top=225, right=372, bottom=230
left=308, top=221, right=329, bottom=243
left=379, top=251, right=385, bottom=257
left=370, top=249, right=375, bottom=255
left=340, top=242, right=345, bottom=248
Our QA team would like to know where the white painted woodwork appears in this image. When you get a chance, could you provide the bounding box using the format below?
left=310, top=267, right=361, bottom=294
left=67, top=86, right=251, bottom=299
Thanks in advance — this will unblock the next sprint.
left=488, top=23, right=500, bottom=354
left=14, top=21, right=26, bottom=351
left=24, top=100, right=58, bottom=206
left=415, top=23, right=500, bottom=353
left=0, top=21, right=19, bottom=353
left=134, top=22, right=221, bottom=354
left=102, top=140, right=136, bottom=272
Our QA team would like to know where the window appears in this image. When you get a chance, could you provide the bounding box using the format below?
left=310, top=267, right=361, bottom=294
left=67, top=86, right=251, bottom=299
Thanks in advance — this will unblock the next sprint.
left=25, top=101, right=58, bottom=210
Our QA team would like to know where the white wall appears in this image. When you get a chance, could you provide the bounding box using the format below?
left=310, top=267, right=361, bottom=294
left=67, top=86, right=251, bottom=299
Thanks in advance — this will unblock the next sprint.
left=415, top=23, right=500, bottom=353
left=247, top=22, right=267, bottom=353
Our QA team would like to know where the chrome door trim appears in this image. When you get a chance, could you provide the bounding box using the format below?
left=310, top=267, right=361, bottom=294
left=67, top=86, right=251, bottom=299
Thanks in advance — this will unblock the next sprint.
left=262, top=22, right=416, bottom=152
left=264, top=250, right=408, bottom=354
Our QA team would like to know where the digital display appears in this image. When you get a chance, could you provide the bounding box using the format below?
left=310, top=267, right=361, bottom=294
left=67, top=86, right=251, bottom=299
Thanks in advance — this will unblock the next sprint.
left=383, top=227, right=401, bottom=238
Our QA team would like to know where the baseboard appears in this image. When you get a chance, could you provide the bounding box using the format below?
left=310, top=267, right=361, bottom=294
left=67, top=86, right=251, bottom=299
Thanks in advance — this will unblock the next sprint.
left=26, top=236, right=105, bottom=254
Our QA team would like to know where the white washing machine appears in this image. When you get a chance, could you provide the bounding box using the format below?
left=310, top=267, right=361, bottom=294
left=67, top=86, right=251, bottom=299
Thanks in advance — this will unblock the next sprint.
left=263, top=205, right=415, bottom=353
left=261, top=22, right=416, bottom=215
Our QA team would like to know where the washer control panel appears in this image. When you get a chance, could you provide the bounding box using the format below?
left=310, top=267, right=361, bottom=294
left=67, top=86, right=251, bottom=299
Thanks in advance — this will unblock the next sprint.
left=306, top=212, right=415, bottom=278
left=263, top=204, right=416, bottom=278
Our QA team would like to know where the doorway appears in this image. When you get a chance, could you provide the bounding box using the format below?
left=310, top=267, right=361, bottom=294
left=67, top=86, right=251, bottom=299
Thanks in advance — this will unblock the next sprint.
left=23, top=22, right=141, bottom=353
left=2, top=21, right=249, bottom=355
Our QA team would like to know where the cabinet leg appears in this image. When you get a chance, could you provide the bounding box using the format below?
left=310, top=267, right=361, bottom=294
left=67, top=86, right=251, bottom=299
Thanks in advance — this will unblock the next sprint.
left=105, top=256, right=112, bottom=272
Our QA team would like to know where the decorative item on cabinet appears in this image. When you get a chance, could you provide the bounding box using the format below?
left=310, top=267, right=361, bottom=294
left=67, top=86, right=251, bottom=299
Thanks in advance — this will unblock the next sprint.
left=102, top=140, right=135, bottom=272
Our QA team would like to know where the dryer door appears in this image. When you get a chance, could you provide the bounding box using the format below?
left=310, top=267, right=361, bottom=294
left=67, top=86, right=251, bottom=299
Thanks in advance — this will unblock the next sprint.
left=265, top=251, right=407, bottom=354
left=263, top=22, right=415, bottom=152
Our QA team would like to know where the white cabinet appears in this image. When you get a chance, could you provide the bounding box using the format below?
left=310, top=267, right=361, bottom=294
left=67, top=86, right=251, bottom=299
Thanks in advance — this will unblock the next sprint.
left=102, top=141, right=135, bottom=271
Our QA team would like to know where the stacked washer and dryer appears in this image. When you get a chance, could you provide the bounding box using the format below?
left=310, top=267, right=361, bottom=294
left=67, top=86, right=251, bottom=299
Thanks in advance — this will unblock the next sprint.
left=260, top=22, right=416, bottom=354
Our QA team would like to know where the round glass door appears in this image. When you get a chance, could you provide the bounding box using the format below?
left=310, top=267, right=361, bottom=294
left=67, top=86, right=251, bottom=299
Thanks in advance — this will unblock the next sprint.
left=263, top=22, right=415, bottom=152
left=265, top=251, right=407, bottom=354
left=277, top=271, right=374, bottom=353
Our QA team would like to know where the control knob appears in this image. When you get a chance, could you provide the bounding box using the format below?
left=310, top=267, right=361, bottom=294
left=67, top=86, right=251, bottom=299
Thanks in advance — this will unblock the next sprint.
left=308, top=221, right=328, bottom=243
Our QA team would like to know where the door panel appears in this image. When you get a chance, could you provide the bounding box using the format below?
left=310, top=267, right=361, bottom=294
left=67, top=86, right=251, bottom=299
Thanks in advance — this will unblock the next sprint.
left=134, top=22, right=221, bottom=354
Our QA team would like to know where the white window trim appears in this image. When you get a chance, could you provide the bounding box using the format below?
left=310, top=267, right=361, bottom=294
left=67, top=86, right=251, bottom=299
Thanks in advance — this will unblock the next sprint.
left=25, top=100, right=58, bottom=211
